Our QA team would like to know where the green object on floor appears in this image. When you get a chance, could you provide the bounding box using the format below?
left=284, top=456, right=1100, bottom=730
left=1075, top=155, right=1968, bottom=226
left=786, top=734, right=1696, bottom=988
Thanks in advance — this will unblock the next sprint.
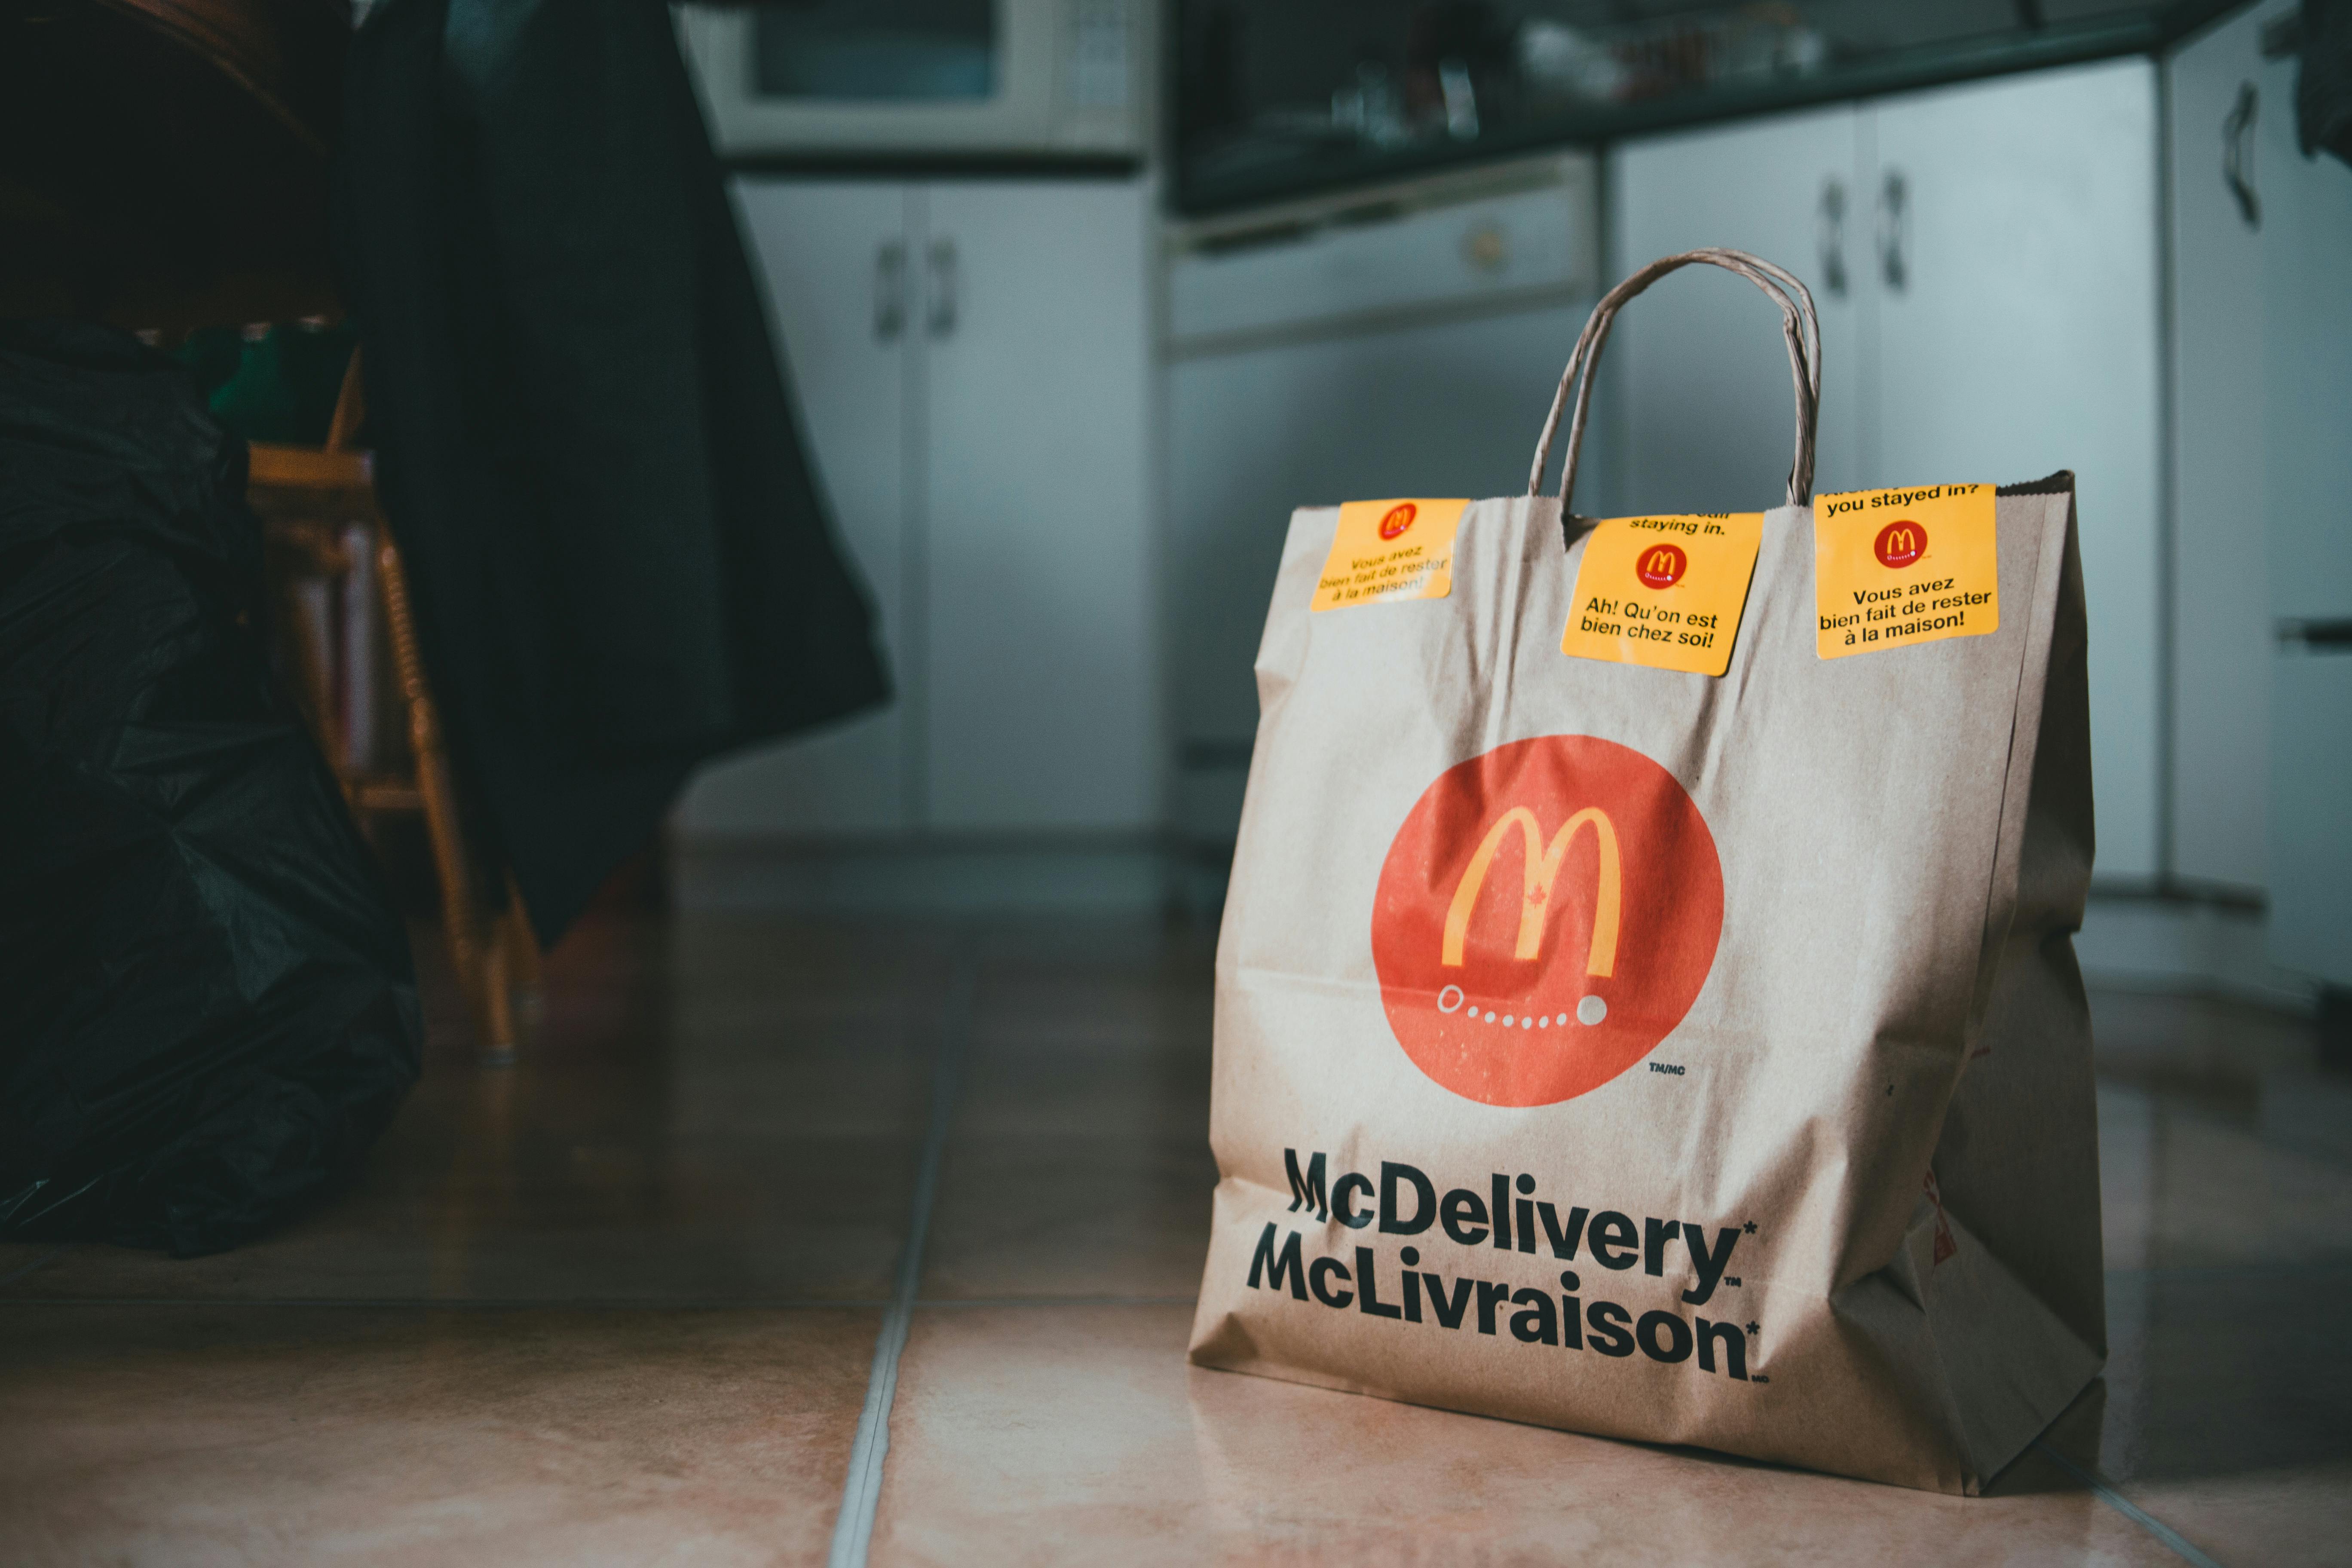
left=172, top=320, right=358, bottom=446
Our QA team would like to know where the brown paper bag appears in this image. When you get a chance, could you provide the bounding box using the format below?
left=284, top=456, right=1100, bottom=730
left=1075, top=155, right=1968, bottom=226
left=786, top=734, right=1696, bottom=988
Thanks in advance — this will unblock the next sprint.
left=1188, top=250, right=2103, bottom=1494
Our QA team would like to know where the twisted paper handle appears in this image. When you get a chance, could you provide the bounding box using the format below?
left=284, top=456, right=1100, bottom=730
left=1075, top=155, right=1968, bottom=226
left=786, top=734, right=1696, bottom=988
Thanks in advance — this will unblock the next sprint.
left=1529, top=248, right=1822, bottom=514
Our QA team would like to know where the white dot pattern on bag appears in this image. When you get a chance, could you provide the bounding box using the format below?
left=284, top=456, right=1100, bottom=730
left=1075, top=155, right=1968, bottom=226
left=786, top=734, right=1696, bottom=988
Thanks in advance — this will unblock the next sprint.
left=1455, top=1003, right=1603, bottom=1029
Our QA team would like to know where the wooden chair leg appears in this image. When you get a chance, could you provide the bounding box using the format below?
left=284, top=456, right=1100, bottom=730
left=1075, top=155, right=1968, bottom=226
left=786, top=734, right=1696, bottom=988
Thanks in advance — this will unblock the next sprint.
left=476, top=935, right=518, bottom=1070
left=375, top=533, right=514, bottom=1065
left=280, top=586, right=337, bottom=754
left=491, top=885, right=541, bottom=1049
left=500, top=881, right=542, bottom=1001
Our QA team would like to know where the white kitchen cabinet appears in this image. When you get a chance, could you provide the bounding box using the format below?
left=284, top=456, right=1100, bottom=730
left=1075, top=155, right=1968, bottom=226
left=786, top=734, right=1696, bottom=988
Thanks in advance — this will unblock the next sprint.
left=1612, top=59, right=2164, bottom=882
left=678, top=177, right=1157, bottom=844
left=2249, top=3, right=2352, bottom=985
left=2165, top=0, right=2352, bottom=972
left=1612, top=104, right=1866, bottom=506
left=924, top=182, right=1158, bottom=832
left=2271, top=656, right=2352, bottom=984
left=679, top=182, right=914, bottom=836
left=1876, top=63, right=2164, bottom=885
left=2256, top=33, right=2352, bottom=631
left=2167, top=4, right=2274, bottom=894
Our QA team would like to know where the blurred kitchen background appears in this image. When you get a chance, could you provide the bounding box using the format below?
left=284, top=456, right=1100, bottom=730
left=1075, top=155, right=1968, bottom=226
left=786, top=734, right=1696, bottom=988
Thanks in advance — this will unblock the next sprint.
left=668, top=0, right=2350, bottom=1028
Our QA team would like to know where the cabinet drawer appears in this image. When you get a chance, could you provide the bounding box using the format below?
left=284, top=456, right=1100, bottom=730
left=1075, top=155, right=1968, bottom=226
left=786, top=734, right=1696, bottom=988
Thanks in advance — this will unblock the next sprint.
left=1167, top=169, right=1596, bottom=348
left=2270, top=650, right=2352, bottom=985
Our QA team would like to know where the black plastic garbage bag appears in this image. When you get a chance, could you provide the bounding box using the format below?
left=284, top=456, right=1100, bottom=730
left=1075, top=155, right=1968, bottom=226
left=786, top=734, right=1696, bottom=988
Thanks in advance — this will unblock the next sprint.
left=0, top=320, right=422, bottom=1258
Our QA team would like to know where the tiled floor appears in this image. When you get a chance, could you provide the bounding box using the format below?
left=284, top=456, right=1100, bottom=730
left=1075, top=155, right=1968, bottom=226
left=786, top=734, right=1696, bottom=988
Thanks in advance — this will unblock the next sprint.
left=4, top=914, right=2347, bottom=1565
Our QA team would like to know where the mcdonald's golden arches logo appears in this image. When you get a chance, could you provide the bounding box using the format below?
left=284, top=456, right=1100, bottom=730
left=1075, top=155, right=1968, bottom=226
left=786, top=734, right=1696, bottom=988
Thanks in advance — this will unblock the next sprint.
left=1635, top=542, right=1687, bottom=589
left=1874, top=520, right=1926, bottom=569
left=1372, top=735, right=1722, bottom=1107
left=1441, top=806, right=1620, bottom=975
left=1378, top=503, right=1418, bottom=540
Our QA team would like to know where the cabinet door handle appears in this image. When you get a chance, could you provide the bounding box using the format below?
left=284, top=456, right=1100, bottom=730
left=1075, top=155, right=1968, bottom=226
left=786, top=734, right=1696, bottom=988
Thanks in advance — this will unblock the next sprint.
left=1876, top=169, right=1908, bottom=292
left=926, top=238, right=958, bottom=338
left=875, top=240, right=907, bottom=341
left=2223, top=81, right=2261, bottom=230
left=1817, top=178, right=1848, bottom=298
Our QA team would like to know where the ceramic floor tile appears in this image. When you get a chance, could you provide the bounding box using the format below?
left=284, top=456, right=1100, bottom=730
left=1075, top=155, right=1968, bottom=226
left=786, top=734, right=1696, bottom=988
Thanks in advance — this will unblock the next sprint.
left=2105, top=1465, right=2352, bottom=1568
left=421, top=914, right=955, bottom=1062
left=2099, top=1264, right=2352, bottom=1479
left=8, top=915, right=940, bottom=1304
left=870, top=1304, right=2185, bottom=1567
left=0, top=1243, right=67, bottom=1286
left=2091, top=986, right=2352, bottom=1283
left=968, top=915, right=1217, bottom=975
left=969, top=968, right=1215, bottom=1051
left=2092, top=1263, right=2352, bottom=1567
left=14, top=906, right=2344, bottom=1565
left=956, top=1006, right=1214, bottom=1142
left=919, top=1135, right=1216, bottom=1300
left=658, top=913, right=964, bottom=995
left=917, top=937, right=1217, bottom=1301
left=9, top=1125, right=919, bottom=1303
left=2097, top=1080, right=2352, bottom=1273
left=2088, top=990, right=2320, bottom=1086
left=0, top=1302, right=876, bottom=1567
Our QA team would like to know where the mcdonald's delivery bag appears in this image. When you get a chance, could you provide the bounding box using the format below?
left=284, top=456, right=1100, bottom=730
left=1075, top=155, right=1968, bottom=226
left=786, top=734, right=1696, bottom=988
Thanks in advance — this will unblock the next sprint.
left=1187, top=250, right=2104, bottom=1494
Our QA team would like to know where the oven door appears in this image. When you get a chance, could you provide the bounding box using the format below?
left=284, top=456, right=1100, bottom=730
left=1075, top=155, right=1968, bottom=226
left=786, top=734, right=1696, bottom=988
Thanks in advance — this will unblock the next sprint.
left=680, top=0, right=1099, bottom=157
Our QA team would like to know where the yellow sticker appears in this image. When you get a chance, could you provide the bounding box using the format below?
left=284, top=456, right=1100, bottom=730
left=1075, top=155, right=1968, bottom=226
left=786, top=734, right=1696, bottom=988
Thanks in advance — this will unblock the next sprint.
left=1311, top=499, right=1468, bottom=612
left=1559, top=512, right=1765, bottom=677
left=1814, top=484, right=1999, bottom=658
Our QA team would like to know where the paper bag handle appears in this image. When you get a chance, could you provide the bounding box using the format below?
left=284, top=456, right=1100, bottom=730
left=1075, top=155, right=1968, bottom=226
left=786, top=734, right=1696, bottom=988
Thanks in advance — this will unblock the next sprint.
left=1529, top=248, right=1822, bottom=513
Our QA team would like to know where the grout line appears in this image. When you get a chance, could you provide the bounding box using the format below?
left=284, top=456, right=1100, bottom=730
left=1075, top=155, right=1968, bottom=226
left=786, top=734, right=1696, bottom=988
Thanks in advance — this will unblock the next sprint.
left=0, top=1296, right=897, bottom=1311
left=913, top=1295, right=1197, bottom=1309
left=2105, top=1260, right=2352, bottom=1283
left=2032, top=1440, right=2225, bottom=1568
left=0, top=1246, right=71, bottom=1289
left=0, top=1293, right=1204, bottom=1311
left=0, top=1294, right=1199, bottom=1314
left=828, top=944, right=976, bottom=1568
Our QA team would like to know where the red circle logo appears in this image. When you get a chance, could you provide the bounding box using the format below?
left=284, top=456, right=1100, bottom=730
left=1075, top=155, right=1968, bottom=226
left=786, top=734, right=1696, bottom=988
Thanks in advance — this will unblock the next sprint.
left=1874, top=520, right=1926, bottom=569
left=1634, top=542, right=1687, bottom=590
left=1371, top=735, right=1723, bottom=1107
left=1378, top=503, right=1417, bottom=541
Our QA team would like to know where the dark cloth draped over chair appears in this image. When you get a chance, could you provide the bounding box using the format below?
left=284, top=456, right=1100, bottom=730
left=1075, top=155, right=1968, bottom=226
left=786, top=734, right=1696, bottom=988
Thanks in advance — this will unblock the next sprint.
left=336, top=0, right=889, bottom=943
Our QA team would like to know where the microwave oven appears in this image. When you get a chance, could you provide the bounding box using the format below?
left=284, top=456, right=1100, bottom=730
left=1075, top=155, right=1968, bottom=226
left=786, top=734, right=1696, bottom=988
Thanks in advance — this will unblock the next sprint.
left=677, top=0, right=1147, bottom=160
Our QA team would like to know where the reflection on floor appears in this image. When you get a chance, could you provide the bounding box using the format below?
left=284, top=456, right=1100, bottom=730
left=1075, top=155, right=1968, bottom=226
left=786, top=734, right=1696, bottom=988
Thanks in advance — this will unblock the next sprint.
left=3, top=915, right=2346, bottom=1565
